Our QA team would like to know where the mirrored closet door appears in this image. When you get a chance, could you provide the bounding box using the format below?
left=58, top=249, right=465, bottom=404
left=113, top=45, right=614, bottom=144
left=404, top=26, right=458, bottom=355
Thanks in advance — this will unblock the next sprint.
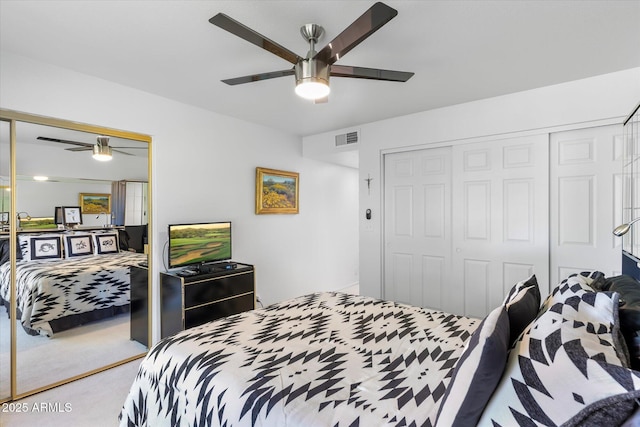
left=0, top=110, right=152, bottom=400
left=0, top=119, right=11, bottom=402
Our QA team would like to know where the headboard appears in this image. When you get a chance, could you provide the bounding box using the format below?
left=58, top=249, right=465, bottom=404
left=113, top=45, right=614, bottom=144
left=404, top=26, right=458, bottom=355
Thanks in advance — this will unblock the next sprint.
left=622, top=251, right=640, bottom=281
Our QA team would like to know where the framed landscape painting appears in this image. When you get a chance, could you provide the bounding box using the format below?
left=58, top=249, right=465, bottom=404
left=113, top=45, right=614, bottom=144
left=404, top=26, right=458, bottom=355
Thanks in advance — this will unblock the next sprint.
left=79, top=193, right=111, bottom=215
left=255, top=167, right=299, bottom=214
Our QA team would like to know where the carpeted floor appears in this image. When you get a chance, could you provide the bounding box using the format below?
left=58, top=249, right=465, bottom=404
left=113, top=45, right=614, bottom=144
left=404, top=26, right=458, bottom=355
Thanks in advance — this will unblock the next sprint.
left=0, top=309, right=146, bottom=397
left=0, top=358, right=141, bottom=427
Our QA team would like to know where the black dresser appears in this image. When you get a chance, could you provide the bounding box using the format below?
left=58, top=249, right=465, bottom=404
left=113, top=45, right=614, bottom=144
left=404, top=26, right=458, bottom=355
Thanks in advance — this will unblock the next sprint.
left=159, top=263, right=255, bottom=338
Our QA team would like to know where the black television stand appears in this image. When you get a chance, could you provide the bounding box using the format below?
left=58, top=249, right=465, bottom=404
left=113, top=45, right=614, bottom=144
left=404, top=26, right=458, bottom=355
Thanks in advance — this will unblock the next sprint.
left=159, top=262, right=255, bottom=338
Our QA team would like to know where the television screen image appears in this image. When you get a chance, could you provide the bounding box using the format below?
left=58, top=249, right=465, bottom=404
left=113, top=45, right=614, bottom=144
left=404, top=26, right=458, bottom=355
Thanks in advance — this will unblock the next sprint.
left=168, top=222, right=231, bottom=269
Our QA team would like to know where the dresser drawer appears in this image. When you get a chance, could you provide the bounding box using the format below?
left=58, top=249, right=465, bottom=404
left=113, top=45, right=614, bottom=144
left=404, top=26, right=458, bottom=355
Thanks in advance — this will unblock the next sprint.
left=184, top=271, right=254, bottom=308
left=185, top=292, right=255, bottom=329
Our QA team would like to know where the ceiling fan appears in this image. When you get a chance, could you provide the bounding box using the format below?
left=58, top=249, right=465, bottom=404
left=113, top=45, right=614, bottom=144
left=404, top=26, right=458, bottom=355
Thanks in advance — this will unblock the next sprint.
left=37, top=136, right=146, bottom=161
left=209, top=2, right=414, bottom=101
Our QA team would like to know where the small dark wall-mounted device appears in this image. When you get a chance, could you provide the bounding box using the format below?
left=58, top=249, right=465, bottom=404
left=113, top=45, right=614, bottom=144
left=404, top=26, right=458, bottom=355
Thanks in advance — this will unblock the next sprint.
left=366, top=209, right=372, bottom=220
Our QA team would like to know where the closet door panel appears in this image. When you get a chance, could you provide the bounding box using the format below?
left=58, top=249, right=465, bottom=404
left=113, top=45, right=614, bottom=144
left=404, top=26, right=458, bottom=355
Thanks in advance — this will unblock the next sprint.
left=383, top=136, right=548, bottom=318
left=452, top=135, right=549, bottom=315
left=383, top=147, right=452, bottom=310
left=550, top=125, right=623, bottom=286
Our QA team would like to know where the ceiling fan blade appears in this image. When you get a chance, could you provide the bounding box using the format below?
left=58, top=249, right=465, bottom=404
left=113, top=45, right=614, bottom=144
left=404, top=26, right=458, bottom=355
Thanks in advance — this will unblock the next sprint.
left=37, top=136, right=93, bottom=148
left=66, top=146, right=134, bottom=156
left=209, top=13, right=303, bottom=65
left=113, top=149, right=134, bottom=156
left=314, top=2, right=397, bottom=65
left=111, top=146, right=148, bottom=149
left=222, top=69, right=295, bottom=85
left=330, top=64, right=414, bottom=82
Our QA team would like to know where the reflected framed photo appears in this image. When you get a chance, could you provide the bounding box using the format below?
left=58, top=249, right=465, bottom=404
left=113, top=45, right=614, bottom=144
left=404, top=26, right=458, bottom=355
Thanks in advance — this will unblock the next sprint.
left=79, top=193, right=111, bottom=215
left=255, top=167, right=299, bottom=214
left=18, top=217, right=56, bottom=230
left=62, top=206, right=83, bottom=225
left=54, top=206, right=63, bottom=225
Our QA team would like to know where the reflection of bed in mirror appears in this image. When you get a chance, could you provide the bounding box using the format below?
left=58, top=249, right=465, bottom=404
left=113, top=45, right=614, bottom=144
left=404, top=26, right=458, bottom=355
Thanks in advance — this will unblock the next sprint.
left=0, top=231, right=146, bottom=337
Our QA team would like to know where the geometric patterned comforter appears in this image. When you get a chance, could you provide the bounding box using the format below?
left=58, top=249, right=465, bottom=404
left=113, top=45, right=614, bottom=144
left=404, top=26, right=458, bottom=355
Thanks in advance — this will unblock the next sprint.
left=0, top=252, right=147, bottom=337
left=119, top=292, right=479, bottom=427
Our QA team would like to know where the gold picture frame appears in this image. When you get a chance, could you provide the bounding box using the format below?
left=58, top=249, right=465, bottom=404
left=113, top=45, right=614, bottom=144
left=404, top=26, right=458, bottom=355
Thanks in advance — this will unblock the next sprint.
left=79, top=193, right=111, bottom=215
left=255, top=167, right=299, bottom=214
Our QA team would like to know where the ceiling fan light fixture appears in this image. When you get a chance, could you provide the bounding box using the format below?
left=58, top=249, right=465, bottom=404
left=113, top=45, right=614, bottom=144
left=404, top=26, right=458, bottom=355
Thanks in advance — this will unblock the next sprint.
left=295, top=79, right=330, bottom=100
left=294, top=58, right=330, bottom=100
left=92, top=143, right=113, bottom=161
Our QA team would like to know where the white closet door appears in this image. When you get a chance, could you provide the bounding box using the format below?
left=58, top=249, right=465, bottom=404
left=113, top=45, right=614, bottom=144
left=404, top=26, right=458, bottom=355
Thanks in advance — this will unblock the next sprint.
left=549, top=125, right=624, bottom=287
left=450, top=135, right=549, bottom=318
left=383, top=147, right=452, bottom=310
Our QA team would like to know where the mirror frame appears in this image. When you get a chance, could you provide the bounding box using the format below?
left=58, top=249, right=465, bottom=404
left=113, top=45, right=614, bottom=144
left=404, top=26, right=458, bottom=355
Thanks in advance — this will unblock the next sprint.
left=0, top=108, right=152, bottom=402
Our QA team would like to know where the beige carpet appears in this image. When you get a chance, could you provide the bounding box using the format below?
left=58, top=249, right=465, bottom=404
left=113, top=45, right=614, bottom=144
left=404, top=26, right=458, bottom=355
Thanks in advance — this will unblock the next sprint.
left=0, top=359, right=141, bottom=427
left=0, top=308, right=146, bottom=397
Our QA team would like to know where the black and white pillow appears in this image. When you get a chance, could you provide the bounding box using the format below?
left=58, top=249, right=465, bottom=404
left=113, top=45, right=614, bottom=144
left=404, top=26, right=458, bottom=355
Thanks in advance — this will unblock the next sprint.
left=63, top=234, right=94, bottom=258
left=435, top=305, right=510, bottom=426
left=478, top=273, right=640, bottom=426
left=18, top=234, right=63, bottom=261
left=20, top=234, right=63, bottom=261
left=93, top=232, right=119, bottom=255
left=541, top=271, right=604, bottom=312
left=502, top=274, right=540, bottom=345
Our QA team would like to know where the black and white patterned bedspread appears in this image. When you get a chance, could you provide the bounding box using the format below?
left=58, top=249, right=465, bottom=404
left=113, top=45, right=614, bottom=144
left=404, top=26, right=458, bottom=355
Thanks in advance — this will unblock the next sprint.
left=119, top=292, right=478, bottom=427
left=0, top=252, right=147, bottom=336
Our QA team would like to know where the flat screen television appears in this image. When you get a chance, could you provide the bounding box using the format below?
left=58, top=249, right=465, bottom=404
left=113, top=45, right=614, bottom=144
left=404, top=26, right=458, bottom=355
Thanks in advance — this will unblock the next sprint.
left=168, top=221, right=232, bottom=269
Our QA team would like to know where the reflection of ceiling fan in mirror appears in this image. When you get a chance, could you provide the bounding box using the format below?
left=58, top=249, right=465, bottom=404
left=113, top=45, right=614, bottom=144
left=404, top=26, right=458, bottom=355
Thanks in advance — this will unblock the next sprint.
left=209, top=1, right=414, bottom=102
left=37, top=135, right=147, bottom=161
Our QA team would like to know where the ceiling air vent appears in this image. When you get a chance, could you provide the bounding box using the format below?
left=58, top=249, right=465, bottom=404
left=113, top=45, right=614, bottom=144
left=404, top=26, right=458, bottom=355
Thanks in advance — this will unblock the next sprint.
left=335, top=130, right=359, bottom=147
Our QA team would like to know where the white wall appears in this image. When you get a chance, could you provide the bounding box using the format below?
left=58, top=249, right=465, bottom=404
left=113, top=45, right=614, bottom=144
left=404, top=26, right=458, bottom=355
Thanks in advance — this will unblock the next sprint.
left=12, top=138, right=146, bottom=224
left=17, top=180, right=112, bottom=226
left=0, top=52, right=359, bottom=342
left=304, top=67, right=640, bottom=300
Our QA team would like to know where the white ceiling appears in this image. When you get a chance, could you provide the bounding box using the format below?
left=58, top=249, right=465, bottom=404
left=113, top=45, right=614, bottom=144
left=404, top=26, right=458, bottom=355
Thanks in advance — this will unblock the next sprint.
left=1, top=1, right=639, bottom=137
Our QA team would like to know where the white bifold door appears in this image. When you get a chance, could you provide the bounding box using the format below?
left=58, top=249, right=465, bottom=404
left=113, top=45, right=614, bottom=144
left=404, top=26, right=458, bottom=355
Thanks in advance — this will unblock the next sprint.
left=383, top=146, right=454, bottom=312
left=384, top=135, right=550, bottom=318
left=384, top=125, right=623, bottom=318
left=549, top=124, right=624, bottom=286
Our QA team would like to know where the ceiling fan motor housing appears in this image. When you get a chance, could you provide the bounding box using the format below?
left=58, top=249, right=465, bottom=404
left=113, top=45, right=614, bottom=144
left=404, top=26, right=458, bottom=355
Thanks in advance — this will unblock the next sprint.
left=294, top=58, right=330, bottom=88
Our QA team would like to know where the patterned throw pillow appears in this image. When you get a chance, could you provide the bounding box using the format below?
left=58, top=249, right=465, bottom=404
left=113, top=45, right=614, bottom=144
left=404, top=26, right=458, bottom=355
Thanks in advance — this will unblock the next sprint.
left=540, top=270, right=603, bottom=312
left=502, top=274, right=540, bottom=346
left=93, top=232, right=119, bottom=255
left=63, top=234, right=94, bottom=258
left=18, top=234, right=63, bottom=261
left=435, top=305, right=510, bottom=426
left=478, top=273, right=640, bottom=426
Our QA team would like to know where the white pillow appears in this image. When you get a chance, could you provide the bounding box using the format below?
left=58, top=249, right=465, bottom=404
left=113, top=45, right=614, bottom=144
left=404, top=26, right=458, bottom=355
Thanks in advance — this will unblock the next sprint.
left=92, top=232, right=119, bottom=255
left=63, top=233, right=94, bottom=258
left=18, top=234, right=63, bottom=261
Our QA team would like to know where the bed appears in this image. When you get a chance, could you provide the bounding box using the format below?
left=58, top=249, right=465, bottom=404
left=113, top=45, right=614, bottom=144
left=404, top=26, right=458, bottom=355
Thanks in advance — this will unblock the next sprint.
left=0, top=231, right=147, bottom=337
left=120, top=272, right=640, bottom=426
